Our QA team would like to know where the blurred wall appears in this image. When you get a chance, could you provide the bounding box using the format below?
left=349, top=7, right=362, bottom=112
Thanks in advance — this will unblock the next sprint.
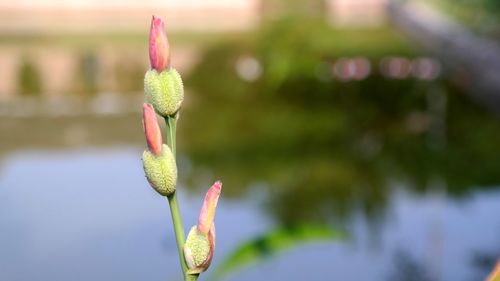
left=0, top=0, right=391, bottom=100
left=0, top=0, right=261, bottom=33
left=327, top=0, right=387, bottom=26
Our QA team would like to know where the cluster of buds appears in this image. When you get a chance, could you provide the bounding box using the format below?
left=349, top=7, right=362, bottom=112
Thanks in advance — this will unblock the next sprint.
left=141, top=15, right=222, bottom=278
left=142, top=15, right=182, bottom=196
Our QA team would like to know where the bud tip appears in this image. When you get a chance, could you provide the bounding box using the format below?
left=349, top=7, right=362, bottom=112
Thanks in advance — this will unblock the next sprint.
left=149, top=15, right=170, bottom=71
left=197, top=181, right=222, bottom=234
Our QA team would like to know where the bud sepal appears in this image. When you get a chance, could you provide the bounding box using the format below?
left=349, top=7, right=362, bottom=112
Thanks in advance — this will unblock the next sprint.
left=144, top=68, right=184, bottom=117
left=142, top=144, right=177, bottom=196
left=142, top=103, right=163, bottom=155
left=184, top=225, right=216, bottom=275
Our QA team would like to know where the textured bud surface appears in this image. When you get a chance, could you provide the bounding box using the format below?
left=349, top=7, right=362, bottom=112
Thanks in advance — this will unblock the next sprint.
left=144, top=69, right=184, bottom=117
left=142, top=144, right=177, bottom=196
left=184, top=226, right=214, bottom=274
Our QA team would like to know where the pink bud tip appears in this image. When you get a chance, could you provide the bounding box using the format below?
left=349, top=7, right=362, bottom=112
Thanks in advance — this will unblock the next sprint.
left=198, top=181, right=222, bottom=234
left=149, top=15, right=170, bottom=72
left=142, top=103, right=163, bottom=155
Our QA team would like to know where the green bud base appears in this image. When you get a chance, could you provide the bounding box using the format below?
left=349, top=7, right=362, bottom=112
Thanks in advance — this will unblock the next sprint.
left=144, top=68, right=184, bottom=117
left=184, top=226, right=212, bottom=274
left=142, top=144, right=177, bottom=196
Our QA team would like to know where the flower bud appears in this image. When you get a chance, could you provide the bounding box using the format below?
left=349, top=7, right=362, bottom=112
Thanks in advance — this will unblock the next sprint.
left=142, top=103, right=162, bottom=155
left=184, top=181, right=222, bottom=274
left=149, top=15, right=170, bottom=72
left=144, top=68, right=184, bottom=117
left=142, top=144, right=177, bottom=196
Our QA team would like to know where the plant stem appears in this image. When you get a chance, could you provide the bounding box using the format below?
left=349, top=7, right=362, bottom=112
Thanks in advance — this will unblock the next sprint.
left=165, top=115, right=199, bottom=281
left=167, top=194, right=189, bottom=278
left=166, top=116, right=177, bottom=158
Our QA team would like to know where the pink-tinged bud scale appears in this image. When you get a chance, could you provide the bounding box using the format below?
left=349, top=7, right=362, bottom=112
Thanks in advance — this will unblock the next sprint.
left=142, top=103, right=162, bottom=155
left=486, top=260, right=500, bottom=281
left=197, top=181, right=222, bottom=234
left=149, top=15, right=170, bottom=72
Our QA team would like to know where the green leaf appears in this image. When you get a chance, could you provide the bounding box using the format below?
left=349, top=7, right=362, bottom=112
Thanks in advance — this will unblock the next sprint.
left=210, top=224, right=346, bottom=281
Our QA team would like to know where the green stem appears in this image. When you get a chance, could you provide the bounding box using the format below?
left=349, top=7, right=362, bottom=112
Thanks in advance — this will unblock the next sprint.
left=166, top=115, right=176, bottom=158
left=168, top=194, right=197, bottom=281
left=165, top=115, right=199, bottom=281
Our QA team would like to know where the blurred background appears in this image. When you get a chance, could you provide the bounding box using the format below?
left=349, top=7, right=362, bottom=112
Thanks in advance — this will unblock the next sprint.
left=1, top=0, right=500, bottom=280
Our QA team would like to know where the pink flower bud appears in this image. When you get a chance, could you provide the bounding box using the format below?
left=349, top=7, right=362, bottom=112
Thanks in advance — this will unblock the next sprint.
left=184, top=181, right=222, bottom=274
left=149, top=15, right=170, bottom=72
left=142, top=103, right=162, bottom=155
left=197, top=181, right=222, bottom=234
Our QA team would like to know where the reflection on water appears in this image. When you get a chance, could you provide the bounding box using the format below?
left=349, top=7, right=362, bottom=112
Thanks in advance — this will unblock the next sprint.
left=0, top=148, right=499, bottom=281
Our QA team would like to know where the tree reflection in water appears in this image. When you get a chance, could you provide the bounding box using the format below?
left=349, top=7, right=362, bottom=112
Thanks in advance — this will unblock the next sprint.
left=182, top=26, right=500, bottom=226
left=177, top=22, right=500, bottom=279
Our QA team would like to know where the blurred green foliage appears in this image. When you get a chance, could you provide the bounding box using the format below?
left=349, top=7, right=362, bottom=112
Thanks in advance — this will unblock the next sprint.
left=115, top=59, right=144, bottom=94
left=188, top=20, right=413, bottom=100
left=72, top=51, right=99, bottom=96
left=18, top=57, right=42, bottom=96
left=181, top=17, right=500, bottom=226
left=423, top=0, right=500, bottom=36
left=454, top=0, right=500, bottom=14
